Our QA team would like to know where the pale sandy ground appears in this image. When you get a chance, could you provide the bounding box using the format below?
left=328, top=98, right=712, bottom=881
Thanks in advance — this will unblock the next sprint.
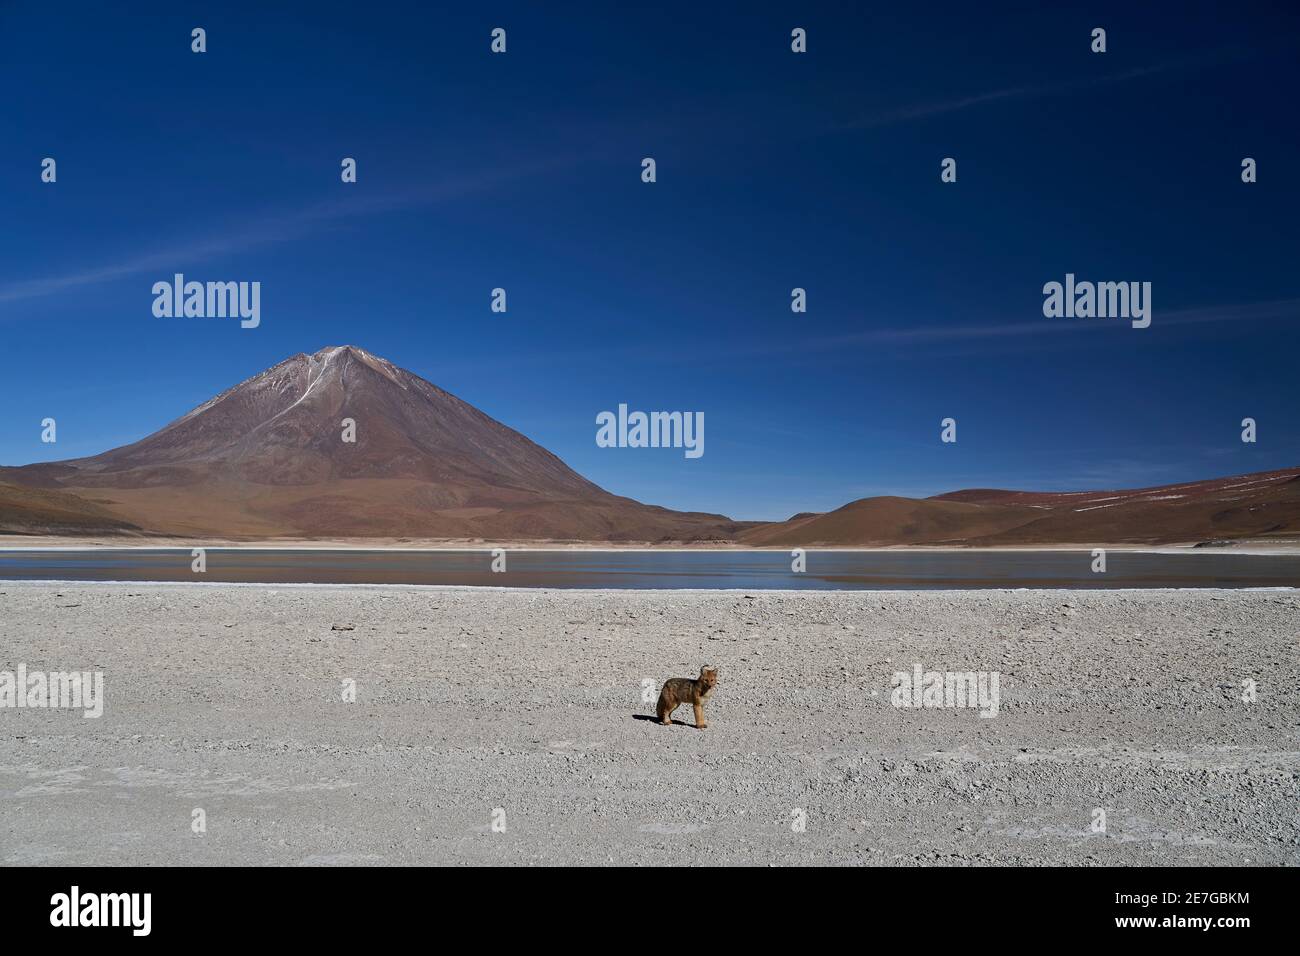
left=0, top=583, right=1297, bottom=867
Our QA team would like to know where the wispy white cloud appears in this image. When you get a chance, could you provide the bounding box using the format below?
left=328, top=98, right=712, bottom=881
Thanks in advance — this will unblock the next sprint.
left=803, top=298, right=1300, bottom=350
left=418, top=297, right=1300, bottom=379
left=835, top=54, right=1233, bottom=132
left=0, top=158, right=571, bottom=306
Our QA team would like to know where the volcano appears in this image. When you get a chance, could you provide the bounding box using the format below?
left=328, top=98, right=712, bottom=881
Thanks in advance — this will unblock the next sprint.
left=0, top=346, right=745, bottom=540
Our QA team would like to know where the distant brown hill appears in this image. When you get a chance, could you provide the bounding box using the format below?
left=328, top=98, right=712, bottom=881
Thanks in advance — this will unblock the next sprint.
left=0, top=346, right=745, bottom=541
left=740, top=467, right=1300, bottom=546
left=739, top=496, right=1045, bottom=547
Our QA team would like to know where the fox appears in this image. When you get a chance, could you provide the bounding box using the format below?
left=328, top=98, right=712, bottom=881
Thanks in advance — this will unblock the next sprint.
left=656, top=665, right=718, bottom=729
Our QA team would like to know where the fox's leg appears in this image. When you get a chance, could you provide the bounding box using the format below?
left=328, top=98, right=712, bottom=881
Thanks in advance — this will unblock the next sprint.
left=657, top=694, right=673, bottom=725
left=693, top=702, right=707, bottom=729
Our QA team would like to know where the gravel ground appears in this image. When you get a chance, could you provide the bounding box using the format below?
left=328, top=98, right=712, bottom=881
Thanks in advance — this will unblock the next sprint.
left=1, top=583, right=1297, bottom=866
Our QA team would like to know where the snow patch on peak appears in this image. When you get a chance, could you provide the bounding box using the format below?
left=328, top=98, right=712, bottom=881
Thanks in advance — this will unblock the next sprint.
left=327, top=344, right=408, bottom=389
left=171, top=346, right=415, bottom=433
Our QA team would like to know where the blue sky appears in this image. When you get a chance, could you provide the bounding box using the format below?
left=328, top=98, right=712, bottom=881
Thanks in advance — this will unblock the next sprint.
left=1, top=1, right=1297, bottom=521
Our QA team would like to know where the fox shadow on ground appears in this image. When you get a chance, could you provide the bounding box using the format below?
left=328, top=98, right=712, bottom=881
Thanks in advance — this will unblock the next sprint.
left=632, top=714, right=696, bottom=728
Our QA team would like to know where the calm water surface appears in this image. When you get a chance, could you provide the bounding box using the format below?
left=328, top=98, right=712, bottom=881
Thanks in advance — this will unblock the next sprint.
left=0, top=549, right=1296, bottom=589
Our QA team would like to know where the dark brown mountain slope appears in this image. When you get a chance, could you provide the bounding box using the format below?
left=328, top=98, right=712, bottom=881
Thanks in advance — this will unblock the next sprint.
left=0, top=482, right=141, bottom=536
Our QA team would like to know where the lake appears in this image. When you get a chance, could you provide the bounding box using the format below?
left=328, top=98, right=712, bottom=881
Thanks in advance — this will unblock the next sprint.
left=0, top=548, right=1296, bottom=589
